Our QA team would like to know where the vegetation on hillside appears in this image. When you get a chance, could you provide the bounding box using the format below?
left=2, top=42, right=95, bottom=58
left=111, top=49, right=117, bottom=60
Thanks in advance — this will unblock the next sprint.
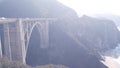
left=0, top=57, right=30, bottom=68
left=0, top=57, right=69, bottom=68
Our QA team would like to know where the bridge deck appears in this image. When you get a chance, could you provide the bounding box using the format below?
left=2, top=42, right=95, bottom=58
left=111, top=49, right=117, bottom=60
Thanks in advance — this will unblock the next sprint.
left=0, top=18, right=57, bottom=23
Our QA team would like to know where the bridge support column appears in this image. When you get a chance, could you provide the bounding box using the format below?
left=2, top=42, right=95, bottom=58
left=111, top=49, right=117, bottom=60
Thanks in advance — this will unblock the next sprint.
left=15, top=19, right=26, bottom=63
left=3, top=23, right=12, bottom=60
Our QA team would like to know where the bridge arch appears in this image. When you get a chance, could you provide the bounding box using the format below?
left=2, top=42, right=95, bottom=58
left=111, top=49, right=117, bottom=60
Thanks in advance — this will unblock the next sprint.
left=25, top=22, right=41, bottom=52
left=25, top=22, right=49, bottom=66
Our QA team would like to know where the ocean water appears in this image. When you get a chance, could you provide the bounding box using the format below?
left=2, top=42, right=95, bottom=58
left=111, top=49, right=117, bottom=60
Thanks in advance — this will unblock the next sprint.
left=102, top=56, right=120, bottom=68
left=102, top=44, right=120, bottom=68
left=111, top=44, right=120, bottom=64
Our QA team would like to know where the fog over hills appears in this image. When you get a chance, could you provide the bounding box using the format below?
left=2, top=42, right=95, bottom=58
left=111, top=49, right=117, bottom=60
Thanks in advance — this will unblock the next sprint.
left=0, top=0, right=120, bottom=68
left=0, top=0, right=78, bottom=18
left=95, top=14, right=120, bottom=30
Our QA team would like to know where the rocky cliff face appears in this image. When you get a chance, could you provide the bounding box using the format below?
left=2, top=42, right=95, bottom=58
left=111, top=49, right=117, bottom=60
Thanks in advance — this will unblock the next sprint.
left=0, top=0, right=119, bottom=68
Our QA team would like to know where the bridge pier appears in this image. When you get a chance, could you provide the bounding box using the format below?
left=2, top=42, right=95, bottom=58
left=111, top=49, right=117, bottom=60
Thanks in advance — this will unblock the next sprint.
left=3, top=20, right=26, bottom=63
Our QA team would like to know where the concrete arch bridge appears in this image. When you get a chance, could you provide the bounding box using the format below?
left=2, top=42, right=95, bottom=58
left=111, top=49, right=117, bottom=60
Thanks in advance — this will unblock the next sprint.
left=0, top=18, right=56, bottom=63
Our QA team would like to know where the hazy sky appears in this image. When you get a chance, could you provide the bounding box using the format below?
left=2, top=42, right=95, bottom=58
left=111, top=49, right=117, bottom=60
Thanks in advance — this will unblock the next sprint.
left=57, top=0, right=120, bottom=16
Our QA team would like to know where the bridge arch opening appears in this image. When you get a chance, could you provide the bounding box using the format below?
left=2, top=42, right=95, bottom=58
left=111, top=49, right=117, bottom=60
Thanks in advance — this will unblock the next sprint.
left=25, top=25, right=49, bottom=66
